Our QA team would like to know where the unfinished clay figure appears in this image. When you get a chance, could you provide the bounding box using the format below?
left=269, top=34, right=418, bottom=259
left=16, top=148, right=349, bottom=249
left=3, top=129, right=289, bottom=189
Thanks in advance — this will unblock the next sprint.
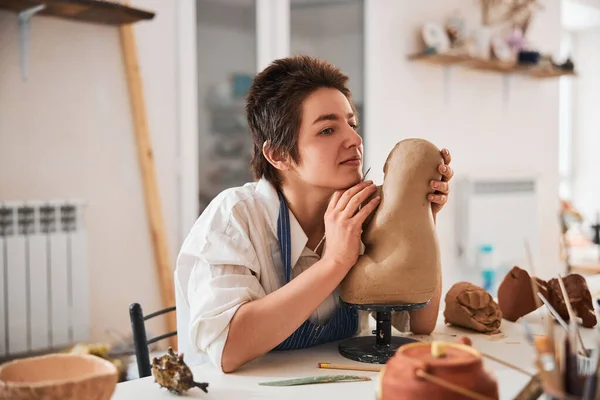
left=444, top=282, right=502, bottom=333
left=340, top=138, right=443, bottom=305
left=497, top=266, right=547, bottom=322
left=547, top=274, right=597, bottom=328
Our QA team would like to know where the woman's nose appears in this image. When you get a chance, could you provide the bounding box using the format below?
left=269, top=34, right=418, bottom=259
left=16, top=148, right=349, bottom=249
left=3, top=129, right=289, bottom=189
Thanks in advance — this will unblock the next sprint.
left=345, top=126, right=362, bottom=148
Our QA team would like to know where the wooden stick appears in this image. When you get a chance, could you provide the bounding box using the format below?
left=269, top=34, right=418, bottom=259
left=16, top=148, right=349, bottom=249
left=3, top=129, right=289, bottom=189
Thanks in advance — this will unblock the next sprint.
left=119, top=19, right=177, bottom=348
left=524, top=240, right=543, bottom=311
left=319, top=354, right=533, bottom=381
left=557, top=274, right=589, bottom=357
left=415, top=369, right=496, bottom=400
left=318, top=363, right=382, bottom=373
left=480, top=352, right=534, bottom=377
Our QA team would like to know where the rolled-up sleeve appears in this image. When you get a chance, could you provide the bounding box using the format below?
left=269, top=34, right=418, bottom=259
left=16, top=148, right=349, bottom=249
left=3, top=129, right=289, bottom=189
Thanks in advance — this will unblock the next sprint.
left=177, top=201, right=269, bottom=370
left=186, top=259, right=266, bottom=369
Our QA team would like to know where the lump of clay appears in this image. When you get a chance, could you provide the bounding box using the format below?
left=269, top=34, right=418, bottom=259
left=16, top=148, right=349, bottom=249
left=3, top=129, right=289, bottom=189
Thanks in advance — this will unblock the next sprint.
left=340, top=138, right=443, bottom=305
left=444, top=282, right=502, bottom=333
left=547, top=274, right=597, bottom=328
left=497, top=266, right=548, bottom=322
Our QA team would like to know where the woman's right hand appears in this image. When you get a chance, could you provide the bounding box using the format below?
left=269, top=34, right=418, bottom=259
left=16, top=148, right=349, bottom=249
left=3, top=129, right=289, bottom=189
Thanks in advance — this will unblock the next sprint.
left=322, top=180, right=380, bottom=270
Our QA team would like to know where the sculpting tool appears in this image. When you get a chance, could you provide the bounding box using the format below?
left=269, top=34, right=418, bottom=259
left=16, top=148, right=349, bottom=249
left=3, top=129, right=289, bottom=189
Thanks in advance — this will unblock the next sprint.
left=362, top=166, right=371, bottom=182
left=318, top=362, right=382, bottom=372
left=479, top=352, right=534, bottom=377
left=315, top=166, right=372, bottom=254
left=537, top=291, right=588, bottom=358
left=557, top=274, right=590, bottom=357
left=537, top=292, right=570, bottom=332
left=258, top=375, right=371, bottom=386
left=321, top=351, right=537, bottom=377
left=414, top=370, right=495, bottom=400
left=556, top=274, right=591, bottom=396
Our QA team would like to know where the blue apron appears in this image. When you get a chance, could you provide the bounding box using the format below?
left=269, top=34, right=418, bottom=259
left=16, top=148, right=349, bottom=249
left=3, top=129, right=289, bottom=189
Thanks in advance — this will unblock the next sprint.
left=273, top=191, right=358, bottom=351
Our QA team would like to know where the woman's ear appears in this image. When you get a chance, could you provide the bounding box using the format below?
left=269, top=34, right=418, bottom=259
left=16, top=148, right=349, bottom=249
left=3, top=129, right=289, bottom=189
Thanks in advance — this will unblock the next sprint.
left=263, top=141, right=292, bottom=171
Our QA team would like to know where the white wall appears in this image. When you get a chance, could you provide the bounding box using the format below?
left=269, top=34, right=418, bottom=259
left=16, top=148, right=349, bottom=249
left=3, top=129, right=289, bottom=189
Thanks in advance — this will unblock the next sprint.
left=571, top=29, right=600, bottom=223
left=364, top=0, right=563, bottom=284
left=0, top=0, right=181, bottom=343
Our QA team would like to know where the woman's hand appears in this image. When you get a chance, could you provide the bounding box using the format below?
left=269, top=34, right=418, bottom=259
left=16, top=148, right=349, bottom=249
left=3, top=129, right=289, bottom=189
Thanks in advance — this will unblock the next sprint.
left=429, top=148, right=454, bottom=218
left=322, top=180, right=380, bottom=270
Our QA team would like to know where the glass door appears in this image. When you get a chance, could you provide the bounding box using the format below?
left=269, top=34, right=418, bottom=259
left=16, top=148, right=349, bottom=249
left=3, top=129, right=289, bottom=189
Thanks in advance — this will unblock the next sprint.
left=194, top=0, right=365, bottom=214
left=290, top=0, right=366, bottom=155
left=196, top=0, right=258, bottom=213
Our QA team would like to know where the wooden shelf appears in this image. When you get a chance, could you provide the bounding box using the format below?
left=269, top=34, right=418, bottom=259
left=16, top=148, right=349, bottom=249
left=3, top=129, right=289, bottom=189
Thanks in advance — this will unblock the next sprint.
left=0, top=0, right=155, bottom=26
left=407, top=52, right=472, bottom=65
left=407, top=52, right=576, bottom=79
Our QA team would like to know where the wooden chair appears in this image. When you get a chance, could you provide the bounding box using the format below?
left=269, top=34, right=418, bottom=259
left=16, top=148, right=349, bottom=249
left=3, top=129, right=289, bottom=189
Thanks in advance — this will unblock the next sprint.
left=129, top=303, right=177, bottom=378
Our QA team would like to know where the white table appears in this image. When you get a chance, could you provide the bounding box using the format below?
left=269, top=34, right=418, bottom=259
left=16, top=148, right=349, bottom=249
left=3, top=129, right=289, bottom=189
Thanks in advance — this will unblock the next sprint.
left=113, top=311, right=600, bottom=400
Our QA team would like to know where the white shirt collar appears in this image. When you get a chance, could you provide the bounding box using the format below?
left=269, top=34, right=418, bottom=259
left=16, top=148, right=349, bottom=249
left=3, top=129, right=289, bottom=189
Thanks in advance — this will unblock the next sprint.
left=255, top=178, right=308, bottom=270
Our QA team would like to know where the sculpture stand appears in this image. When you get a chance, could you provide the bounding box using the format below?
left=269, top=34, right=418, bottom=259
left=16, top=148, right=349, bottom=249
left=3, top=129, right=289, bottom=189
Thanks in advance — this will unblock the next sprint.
left=338, top=300, right=429, bottom=364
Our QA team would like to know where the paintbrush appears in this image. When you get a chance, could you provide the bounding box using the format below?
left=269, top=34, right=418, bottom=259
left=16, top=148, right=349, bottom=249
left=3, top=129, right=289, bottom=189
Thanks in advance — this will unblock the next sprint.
left=522, top=317, right=562, bottom=394
left=582, top=341, right=600, bottom=399
left=558, top=274, right=589, bottom=396
left=545, top=307, right=564, bottom=394
left=582, top=306, right=600, bottom=400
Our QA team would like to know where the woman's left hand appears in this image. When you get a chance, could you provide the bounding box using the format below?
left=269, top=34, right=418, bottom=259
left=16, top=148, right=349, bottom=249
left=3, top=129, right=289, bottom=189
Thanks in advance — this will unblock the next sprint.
left=429, top=148, right=453, bottom=218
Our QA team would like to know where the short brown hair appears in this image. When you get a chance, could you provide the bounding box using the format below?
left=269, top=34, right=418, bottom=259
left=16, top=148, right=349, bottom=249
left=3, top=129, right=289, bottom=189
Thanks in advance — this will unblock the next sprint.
left=246, top=55, right=356, bottom=189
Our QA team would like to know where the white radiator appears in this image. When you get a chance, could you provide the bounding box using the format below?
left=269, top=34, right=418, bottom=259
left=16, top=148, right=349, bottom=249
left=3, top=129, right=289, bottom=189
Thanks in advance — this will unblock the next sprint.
left=0, top=201, right=89, bottom=358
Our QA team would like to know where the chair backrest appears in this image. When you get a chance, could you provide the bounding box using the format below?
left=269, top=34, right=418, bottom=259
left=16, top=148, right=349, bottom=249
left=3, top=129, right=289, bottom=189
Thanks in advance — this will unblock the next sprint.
left=129, top=303, right=177, bottom=378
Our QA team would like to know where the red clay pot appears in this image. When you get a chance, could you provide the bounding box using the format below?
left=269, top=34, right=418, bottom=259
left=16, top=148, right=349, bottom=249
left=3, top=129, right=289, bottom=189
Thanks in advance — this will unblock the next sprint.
left=377, top=341, right=499, bottom=400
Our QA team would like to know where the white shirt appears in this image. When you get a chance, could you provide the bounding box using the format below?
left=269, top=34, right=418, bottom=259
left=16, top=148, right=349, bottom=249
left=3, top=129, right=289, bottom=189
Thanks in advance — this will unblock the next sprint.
left=174, top=178, right=409, bottom=370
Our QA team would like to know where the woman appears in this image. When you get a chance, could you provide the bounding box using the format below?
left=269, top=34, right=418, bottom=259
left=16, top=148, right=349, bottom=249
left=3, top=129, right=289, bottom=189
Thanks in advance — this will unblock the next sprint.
left=175, top=55, right=453, bottom=373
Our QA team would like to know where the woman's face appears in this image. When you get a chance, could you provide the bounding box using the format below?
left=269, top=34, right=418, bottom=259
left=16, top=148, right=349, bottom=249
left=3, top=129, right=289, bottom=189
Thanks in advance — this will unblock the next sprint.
left=291, top=87, right=364, bottom=191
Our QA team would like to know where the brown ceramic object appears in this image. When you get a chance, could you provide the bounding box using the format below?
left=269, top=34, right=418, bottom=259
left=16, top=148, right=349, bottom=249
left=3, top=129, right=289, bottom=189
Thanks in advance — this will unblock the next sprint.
left=340, top=138, right=443, bottom=305
left=378, top=341, right=499, bottom=400
left=444, top=282, right=502, bottom=333
left=0, top=353, right=118, bottom=400
left=497, top=266, right=548, bottom=322
left=547, top=274, right=597, bottom=328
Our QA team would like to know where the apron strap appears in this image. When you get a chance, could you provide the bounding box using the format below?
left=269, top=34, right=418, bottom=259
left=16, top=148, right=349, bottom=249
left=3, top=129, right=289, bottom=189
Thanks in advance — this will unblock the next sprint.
left=277, top=191, right=292, bottom=283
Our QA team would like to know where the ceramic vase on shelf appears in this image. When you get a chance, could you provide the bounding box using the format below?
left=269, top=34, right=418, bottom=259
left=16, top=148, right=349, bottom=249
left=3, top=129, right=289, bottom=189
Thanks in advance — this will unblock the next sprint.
left=471, top=25, right=492, bottom=59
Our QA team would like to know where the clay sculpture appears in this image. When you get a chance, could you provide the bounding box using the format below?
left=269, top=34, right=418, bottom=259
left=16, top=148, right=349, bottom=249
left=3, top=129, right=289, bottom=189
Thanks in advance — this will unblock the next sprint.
left=152, top=347, right=209, bottom=395
left=444, top=282, right=502, bottom=333
left=547, top=274, right=597, bottom=328
left=340, top=138, right=443, bottom=305
left=377, top=339, right=499, bottom=400
left=497, top=266, right=548, bottom=322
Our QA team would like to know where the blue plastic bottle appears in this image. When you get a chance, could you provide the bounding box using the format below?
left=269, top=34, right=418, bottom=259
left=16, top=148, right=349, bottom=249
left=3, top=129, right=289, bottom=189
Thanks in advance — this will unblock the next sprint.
left=478, top=244, right=497, bottom=298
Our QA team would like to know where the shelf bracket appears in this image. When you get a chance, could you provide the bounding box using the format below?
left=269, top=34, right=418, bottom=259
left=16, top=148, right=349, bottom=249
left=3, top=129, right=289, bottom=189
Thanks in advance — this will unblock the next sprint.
left=18, top=4, right=46, bottom=82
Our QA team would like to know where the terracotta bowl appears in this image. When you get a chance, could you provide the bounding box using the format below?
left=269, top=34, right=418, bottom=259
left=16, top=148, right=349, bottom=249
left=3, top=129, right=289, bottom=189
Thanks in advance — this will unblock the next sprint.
left=0, top=353, right=118, bottom=400
left=377, top=341, right=499, bottom=400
